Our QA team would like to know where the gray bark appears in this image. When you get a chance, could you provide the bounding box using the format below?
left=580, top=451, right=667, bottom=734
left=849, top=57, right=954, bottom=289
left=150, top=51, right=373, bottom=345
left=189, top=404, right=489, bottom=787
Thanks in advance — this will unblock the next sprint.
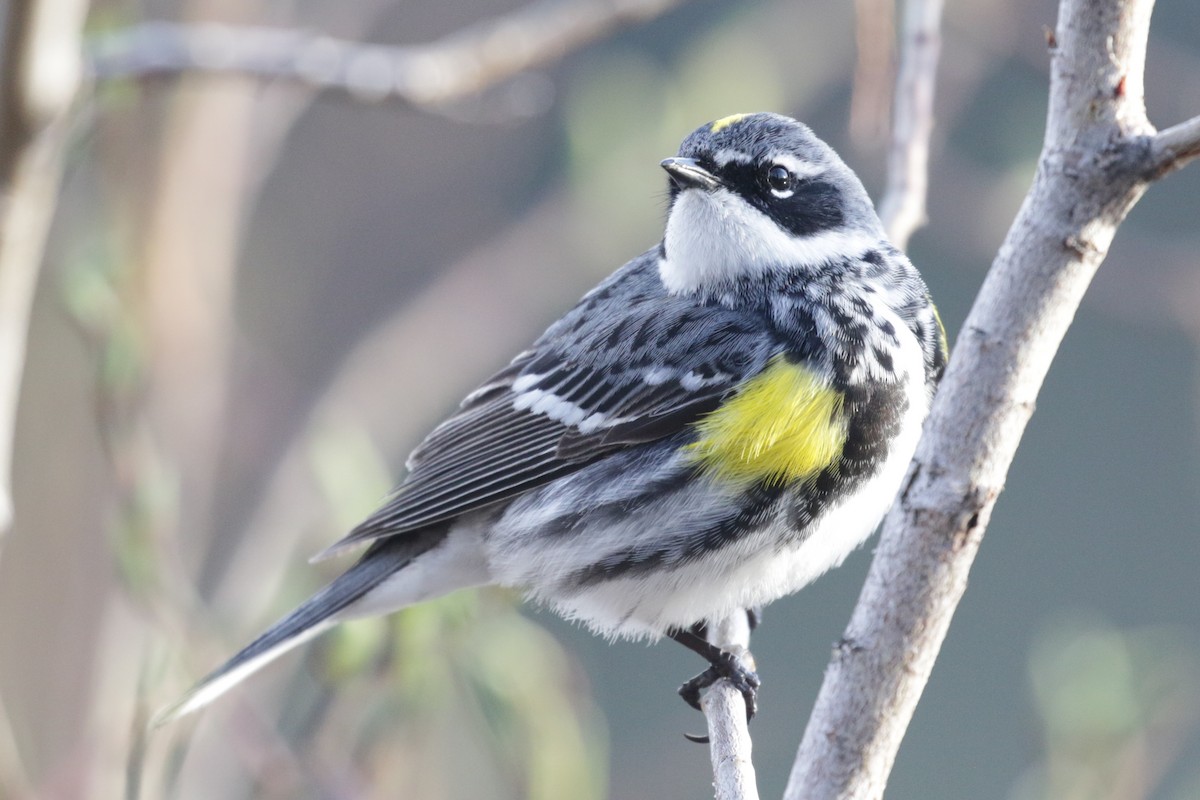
left=785, top=0, right=1200, bottom=797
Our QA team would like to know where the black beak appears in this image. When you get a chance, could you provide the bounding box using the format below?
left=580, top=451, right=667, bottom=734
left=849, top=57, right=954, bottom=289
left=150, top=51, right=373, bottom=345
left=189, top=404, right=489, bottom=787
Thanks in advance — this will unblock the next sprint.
left=660, top=157, right=721, bottom=190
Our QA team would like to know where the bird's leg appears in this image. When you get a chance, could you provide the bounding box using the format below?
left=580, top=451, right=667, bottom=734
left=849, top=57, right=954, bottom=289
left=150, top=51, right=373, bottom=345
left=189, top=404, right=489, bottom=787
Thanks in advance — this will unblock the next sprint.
left=668, top=625, right=760, bottom=721
left=746, top=606, right=763, bottom=631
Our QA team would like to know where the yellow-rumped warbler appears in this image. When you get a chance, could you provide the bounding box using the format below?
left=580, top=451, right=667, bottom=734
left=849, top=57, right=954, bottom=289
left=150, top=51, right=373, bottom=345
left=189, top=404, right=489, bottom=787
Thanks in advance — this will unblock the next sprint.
left=160, top=112, right=947, bottom=723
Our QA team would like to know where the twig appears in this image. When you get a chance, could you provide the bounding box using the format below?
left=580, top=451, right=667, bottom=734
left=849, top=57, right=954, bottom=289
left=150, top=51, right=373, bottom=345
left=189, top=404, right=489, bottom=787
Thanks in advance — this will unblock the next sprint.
left=877, top=0, right=945, bottom=248
left=702, top=613, right=759, bottom=800
left=786, top=0, right=1197, bottom=797
left=87, top=0, right=688, bottom=110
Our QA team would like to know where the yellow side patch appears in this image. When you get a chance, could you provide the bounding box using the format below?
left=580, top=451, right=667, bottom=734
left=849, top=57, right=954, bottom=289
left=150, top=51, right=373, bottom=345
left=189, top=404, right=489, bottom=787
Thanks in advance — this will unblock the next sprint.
left=709, top=113, right=750, bottom=133
left=930, top=300, right=949, bottom=359
left=686, top=357, right=847, bottom=486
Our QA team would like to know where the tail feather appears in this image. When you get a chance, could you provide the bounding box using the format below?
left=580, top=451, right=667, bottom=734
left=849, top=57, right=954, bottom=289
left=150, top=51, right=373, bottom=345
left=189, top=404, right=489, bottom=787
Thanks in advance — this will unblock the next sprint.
left=153, top=531, right=443, bottom=726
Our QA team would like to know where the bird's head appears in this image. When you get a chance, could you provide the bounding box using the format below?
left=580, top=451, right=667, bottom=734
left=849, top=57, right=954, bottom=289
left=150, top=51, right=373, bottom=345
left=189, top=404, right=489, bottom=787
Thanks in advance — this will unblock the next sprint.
left=659, top=113, right=884, bottom=295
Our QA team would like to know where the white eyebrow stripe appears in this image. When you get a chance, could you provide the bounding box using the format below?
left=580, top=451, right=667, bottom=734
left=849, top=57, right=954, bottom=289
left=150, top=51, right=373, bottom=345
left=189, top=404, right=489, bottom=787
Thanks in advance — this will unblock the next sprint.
left=769, top=153, right=825, bottom=180
left=712, top=148, right=753, bottom=166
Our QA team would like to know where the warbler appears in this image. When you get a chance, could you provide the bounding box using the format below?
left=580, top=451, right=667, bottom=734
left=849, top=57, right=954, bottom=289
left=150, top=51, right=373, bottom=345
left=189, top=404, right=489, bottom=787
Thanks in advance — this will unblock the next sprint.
left=159, top=112, right=947, bottom=724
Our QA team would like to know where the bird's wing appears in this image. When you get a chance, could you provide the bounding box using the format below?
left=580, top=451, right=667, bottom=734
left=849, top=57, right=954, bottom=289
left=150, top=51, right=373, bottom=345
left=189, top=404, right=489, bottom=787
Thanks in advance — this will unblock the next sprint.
left=317, top=263, right=776, bottom=558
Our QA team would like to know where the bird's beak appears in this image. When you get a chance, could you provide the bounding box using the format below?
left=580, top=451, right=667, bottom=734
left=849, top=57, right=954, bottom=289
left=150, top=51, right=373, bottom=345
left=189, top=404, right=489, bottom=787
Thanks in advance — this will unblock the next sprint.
left=660, top=157, right=721, bottom=190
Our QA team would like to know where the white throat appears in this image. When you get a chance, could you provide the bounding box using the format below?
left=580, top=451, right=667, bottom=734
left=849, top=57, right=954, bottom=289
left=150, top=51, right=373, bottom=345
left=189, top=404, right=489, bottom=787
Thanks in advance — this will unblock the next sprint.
left=659, top=189, right=879, bottom=294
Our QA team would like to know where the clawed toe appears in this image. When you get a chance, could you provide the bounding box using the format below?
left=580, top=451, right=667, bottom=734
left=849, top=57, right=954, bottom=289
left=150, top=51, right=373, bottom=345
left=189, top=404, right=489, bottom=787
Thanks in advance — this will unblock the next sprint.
left=667, top=625, right=761, bottom=732
left=678, top=665, right=720, bottom=711
left=676, top=649, right=760, bottom=721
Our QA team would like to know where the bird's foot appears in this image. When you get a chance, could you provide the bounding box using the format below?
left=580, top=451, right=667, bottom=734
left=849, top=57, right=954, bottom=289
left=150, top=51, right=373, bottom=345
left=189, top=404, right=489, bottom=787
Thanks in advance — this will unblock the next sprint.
left=667, top=624, right=760, bottom=743
left=677, top=647, right=760, bottom=720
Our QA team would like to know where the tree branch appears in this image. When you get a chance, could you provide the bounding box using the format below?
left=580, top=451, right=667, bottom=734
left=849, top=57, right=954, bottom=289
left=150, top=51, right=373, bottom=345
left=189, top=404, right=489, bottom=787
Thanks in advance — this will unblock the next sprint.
left=786, top=0, right=1196, bottom=797
left=1151, top=113, right=1200, bottom=175
left=87, top=0, right=688, bottom=110
left=848, top=0, right=894, bottom=150
left=0, top=0, right=89, bottom=541
left=702, top=613, right=760, bottom=800
left=877, top=0, right=945, bottom=248
left=0, top=0, right=88, bottom=786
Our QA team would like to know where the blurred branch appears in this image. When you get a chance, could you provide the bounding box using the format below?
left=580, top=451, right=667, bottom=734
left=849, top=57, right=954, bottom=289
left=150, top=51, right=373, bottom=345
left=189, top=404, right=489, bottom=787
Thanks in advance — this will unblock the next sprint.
left=0, top=0, right=88, bottom=791
left=786, top=0, right=1200, bottom=797
left=877, top=0, right=945, bottom=248
left=848, top=0, right=894, bottom=150
left=702, top=613, right=759, bottom=800
left=88, top=0, right=688, bottom=110
left=0, top=0, right=89, bottom=540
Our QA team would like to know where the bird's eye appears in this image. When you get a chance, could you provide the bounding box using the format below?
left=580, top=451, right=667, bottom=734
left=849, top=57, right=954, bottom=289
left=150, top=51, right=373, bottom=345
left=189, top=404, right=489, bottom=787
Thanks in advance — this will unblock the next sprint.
left=765, top=165, right=793, bottom=193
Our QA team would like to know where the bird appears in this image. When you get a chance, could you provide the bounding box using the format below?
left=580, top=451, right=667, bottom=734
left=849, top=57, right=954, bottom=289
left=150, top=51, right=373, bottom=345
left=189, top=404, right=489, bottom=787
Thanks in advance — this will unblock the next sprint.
left=157, top=112, right=947, bottom=726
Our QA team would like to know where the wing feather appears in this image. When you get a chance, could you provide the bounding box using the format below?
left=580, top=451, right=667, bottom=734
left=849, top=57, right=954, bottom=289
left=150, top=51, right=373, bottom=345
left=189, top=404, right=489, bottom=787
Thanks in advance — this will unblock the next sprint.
left=317, top=256, right=782, bottom=559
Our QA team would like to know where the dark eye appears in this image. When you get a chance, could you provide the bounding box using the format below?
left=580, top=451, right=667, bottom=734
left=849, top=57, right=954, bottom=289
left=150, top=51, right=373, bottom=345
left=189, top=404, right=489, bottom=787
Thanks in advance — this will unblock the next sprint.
left=765, top=164, right=792, bottom=192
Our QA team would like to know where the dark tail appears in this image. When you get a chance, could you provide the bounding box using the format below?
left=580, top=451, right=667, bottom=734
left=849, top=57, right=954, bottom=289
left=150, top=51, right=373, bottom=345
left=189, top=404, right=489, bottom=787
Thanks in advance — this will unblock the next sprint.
left=153, top=531, right=442, bottom=725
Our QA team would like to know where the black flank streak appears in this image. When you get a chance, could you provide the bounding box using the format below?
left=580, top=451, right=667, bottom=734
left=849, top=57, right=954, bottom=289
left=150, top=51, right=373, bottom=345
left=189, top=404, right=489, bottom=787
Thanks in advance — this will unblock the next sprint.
left=693, top=482, right=787, bottom=555
left=544, top=467, right=696, bottom=539
left=787, top=382, right=907, bottom=538
left=568, top=480, right=786, bottom=584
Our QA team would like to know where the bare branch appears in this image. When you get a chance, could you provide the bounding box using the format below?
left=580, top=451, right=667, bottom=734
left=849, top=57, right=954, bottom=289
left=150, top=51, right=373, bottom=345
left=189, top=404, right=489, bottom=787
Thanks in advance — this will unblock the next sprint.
left=87, top=0, right=688, bottom=110
left=786, top=0, right=1179, bottom=796
left=877, top=0, right=946, bottom=248
left=1151, top=114, right=1200, bottom=175
left=703, top=613, right=759, bottom=800
left=0, top=0, right=89, bottom=542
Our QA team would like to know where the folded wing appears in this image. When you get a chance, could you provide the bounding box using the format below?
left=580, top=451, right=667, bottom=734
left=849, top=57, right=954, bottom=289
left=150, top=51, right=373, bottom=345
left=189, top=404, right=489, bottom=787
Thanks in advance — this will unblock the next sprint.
left=318, top=265, right=778, bottom=559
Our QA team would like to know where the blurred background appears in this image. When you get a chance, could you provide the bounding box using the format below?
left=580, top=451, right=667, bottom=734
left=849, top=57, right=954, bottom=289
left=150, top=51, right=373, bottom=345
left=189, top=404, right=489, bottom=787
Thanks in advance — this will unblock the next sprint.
left=1, top=0, right=1199, bottom=797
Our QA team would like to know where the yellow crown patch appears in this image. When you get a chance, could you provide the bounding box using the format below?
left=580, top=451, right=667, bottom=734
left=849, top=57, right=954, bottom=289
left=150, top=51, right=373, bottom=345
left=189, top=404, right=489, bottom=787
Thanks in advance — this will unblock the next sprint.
left=709, top=113, right=751, bottom=133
